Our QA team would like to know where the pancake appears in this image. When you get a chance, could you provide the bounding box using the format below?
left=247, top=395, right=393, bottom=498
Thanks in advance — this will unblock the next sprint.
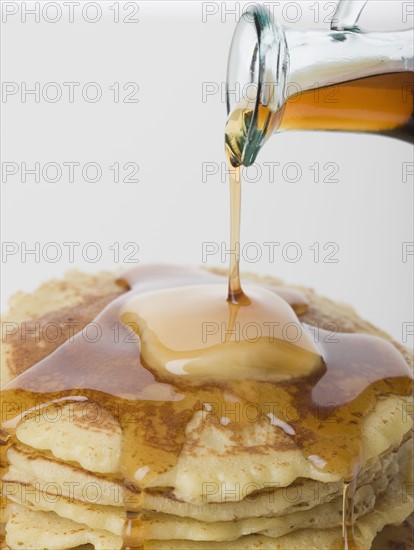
left=13, top=402, right=122, bottom=474
left=4, top=393, right=411, bottom=504
left=2, top=441, right=401, bottom=520
left=4, top=504, right=122, bottom=550
left=1, top=270, right=124, bottom=386
left=1, top=267, right=413, bottom=549
left=2, top=443, right=406, bottom=540
left=4, top=472, right=413, bottom=550
left=3, top=444, right=138, bottom=509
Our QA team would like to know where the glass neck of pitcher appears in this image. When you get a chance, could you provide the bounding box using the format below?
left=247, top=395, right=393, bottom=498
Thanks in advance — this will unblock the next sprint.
left=226, top=5, right=414, bottom=166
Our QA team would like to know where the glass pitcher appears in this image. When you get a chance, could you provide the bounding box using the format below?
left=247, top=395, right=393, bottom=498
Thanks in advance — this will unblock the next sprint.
left=226, top=0, right=414, bottom=166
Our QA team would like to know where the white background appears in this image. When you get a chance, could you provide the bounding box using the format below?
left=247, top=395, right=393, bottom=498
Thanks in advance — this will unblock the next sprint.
left=1, top=1, right=413, bottom=345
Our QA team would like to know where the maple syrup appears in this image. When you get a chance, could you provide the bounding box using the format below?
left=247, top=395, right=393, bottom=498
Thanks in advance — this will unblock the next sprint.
left=121, top=284, right=322, bottom=382
left=283, top=72, right=414, bottom=140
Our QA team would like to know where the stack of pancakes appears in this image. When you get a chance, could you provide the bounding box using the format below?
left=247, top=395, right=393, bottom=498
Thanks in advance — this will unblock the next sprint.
left=1, top=270, right=413, bottom=549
